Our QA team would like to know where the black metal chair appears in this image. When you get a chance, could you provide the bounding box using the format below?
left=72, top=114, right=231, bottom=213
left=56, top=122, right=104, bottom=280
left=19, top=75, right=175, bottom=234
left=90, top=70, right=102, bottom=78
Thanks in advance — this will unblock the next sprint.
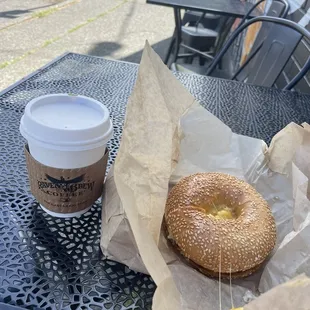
left=205, top=16, right=310, bottom=90
left=180, top=14, right=230, bottom=65
left=167, top=12, right=234, bottom=67
left=182, top=11, right=222, bottom=30
left=164, top=9, right=223, bottom=65
left=170, top=0, right=289, bottom=69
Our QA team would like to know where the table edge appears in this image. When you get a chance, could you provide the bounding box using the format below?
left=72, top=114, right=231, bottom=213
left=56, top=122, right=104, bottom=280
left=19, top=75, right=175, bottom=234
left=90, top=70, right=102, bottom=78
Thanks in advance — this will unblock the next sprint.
left=1, top=52, right=309, bottom=102
left=146, top=0, right=261, bottom=18
left=0, top=53, right=139, bottom=98
left=0, top=52, right=70, bottom=97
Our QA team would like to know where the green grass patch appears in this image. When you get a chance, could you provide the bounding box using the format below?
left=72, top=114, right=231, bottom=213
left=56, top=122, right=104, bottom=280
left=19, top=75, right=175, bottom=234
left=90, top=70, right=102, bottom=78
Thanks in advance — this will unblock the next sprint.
left=68, top=22, right=88, bottom=33
left=68, top=0, right=128, bottom=33
left=0, top=61, right=10, bottom=70
left=42, top=36, right=61, bottom=47
left=0, top=50, right=35, bottom=69
left=32, top=7, right=59, bottom=18
left=87, top=17, right=96, bottom=23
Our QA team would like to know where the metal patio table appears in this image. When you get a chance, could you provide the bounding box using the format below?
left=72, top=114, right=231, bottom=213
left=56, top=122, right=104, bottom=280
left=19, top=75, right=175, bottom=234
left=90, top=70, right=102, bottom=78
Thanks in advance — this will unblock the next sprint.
left=147, top=0, right=261, bottom=64
left=147, top=0, right=261, bottom=18
left=1, top=52, right=310, bottom=310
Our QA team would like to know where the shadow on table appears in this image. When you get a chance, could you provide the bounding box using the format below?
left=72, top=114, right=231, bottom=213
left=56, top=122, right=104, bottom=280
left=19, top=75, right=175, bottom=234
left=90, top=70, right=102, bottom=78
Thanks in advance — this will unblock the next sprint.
left=87, top=37, right=172, bottom=63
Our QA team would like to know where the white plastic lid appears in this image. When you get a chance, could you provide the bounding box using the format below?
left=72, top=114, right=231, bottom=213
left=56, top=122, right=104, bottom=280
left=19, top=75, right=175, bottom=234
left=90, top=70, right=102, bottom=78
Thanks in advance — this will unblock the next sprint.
left=20, top=94, right=113, bottom=151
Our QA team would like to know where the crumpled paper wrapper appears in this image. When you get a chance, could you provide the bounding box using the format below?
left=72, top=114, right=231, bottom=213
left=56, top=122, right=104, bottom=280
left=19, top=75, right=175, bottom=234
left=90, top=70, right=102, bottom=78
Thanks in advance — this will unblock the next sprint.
left=101, top=42, right=310, bottom=309
left=245, top=273, right=310, bottom=310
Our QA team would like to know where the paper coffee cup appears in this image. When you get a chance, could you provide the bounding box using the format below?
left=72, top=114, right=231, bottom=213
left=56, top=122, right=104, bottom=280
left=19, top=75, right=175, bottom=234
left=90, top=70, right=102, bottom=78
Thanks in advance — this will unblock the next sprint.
left=20, top=94, right=113, bottom=217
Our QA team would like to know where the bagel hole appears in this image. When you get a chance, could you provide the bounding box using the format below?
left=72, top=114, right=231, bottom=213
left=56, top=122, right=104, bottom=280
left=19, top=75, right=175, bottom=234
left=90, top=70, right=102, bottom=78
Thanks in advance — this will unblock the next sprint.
left=195, top=199, right=243, bottom=220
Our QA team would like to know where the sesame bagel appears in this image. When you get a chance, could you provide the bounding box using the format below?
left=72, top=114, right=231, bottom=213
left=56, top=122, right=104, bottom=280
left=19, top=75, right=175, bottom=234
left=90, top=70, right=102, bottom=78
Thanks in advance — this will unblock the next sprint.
left=164, top=173, right=277, bottom=277
left=162, top=219, right=264, bottom=279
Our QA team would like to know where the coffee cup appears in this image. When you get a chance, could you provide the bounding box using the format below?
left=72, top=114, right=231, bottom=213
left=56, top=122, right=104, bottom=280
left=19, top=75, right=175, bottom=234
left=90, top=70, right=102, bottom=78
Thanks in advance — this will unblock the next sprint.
left=20, top=94, right=113, bottom=217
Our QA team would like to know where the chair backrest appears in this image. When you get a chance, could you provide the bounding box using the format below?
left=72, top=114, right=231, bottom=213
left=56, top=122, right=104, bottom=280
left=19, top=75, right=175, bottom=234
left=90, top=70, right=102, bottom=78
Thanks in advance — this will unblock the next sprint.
left=243, top=24, right=302, bottom=87
left=235, top=0, right=291, bottom=81
left=239, top=0, right=289, bottom=28
left=220, top=0, right=290, bottom=79
left=206, top=16, right=310, bottom=90
left=182, top=11, right=222, bottom=29
left=250, top=0, right=290, bottom=51
left=268, top=0, right=289, bottom=18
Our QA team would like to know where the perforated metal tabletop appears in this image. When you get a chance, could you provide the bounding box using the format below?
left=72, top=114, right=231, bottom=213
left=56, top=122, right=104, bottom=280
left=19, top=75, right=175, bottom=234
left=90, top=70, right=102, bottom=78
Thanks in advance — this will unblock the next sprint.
left=0, top=52, right=310, bottom=310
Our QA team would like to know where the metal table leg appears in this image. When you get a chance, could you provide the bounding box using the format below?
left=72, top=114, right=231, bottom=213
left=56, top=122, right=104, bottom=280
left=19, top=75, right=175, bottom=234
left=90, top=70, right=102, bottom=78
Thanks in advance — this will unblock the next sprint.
left=164, top=29, right=176, bottom=65
left=171, top=8, right=182, bottom=65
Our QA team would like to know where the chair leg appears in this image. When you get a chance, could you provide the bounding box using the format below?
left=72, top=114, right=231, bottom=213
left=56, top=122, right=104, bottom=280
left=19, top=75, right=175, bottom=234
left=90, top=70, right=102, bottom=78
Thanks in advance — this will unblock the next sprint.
left=164, top=29, right=177, bottom=65
left=199, top=56, right=206, bottom=66
left=185, top=55, right=194, bottom=64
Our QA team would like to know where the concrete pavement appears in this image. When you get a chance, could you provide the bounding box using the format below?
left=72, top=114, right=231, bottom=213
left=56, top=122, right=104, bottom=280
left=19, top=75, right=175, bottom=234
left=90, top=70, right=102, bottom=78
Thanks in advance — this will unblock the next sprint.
left=0, top=0, right=174, bottom=91
left=0, top=0, right=72, bottom=28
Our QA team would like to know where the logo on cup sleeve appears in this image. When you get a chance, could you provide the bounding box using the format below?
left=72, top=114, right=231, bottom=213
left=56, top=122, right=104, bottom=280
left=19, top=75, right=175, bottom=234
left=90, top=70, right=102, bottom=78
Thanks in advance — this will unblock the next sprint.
left=37, top=173, right=95, bottom=202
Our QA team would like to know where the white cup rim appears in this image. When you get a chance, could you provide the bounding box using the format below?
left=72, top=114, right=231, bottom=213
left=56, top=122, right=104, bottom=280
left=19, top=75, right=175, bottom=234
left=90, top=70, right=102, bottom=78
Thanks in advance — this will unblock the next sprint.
left=20, top=93, right=113, bottom=151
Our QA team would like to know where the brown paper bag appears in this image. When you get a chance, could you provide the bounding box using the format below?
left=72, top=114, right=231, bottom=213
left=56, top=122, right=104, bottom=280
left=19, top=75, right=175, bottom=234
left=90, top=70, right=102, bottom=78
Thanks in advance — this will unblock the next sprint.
left=111, top=40, right=197, bottom=309
left=101, top=42, right=310, bottom=309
